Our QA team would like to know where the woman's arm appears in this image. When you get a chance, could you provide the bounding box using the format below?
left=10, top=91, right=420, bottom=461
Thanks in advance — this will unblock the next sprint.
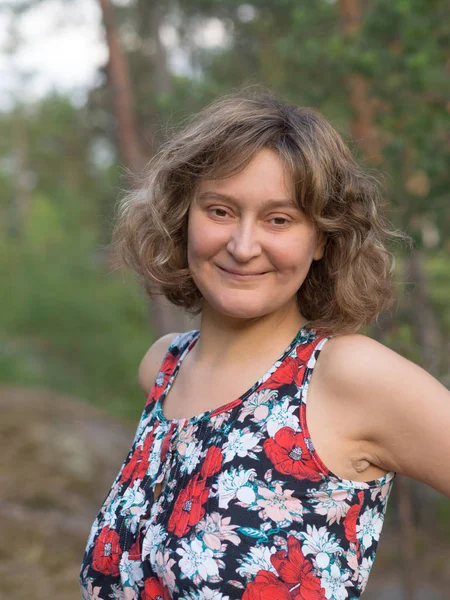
left=318, top=334, right=450, bottom=497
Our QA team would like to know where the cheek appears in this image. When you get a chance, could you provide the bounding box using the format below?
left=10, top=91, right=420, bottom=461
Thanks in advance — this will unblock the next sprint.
left=187, top=215, right=223, bottom=264
left=271, top=236, right=316, bottom=272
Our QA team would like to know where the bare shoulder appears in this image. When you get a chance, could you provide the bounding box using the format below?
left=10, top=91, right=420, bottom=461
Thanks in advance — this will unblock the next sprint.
left=311, top=332, right=426, bottom=445
left=138, top=332, right=181, bottom=396
left=318, top=332, right=415, bottom=389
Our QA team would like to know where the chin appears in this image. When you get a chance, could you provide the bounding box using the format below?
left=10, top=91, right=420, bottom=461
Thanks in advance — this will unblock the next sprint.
left=207, top=297, right=273, bottom=321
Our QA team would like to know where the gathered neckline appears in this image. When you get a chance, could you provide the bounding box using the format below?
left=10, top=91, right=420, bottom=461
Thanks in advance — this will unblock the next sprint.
left=154, top=324, right=313, bottom=426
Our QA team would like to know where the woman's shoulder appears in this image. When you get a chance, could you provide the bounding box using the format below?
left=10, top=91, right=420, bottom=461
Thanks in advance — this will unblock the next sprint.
left=317, top=332, right=412, bottom=391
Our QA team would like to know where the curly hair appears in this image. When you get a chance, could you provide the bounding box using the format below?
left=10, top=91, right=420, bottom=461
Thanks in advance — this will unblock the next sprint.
left=112, top=88, right=403, bottom=335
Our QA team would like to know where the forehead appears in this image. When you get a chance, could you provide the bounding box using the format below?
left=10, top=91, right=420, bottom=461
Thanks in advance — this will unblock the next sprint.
left=196, top=148, right=295, bottom=202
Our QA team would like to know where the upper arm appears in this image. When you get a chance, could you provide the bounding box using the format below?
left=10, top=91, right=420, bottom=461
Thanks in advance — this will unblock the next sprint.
left=320, top=334, right=450, bottom=497
left=138, top=332, right=181, bottom=396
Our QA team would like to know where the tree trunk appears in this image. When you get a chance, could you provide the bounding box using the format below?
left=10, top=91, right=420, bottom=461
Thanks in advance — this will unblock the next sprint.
left=98, top=0, right=146, bottom=174
left=338, top=0, right=382, bottom=165
left=136, top=0, right=173, bottom=156
left=98, top=0, right=195, bottom=337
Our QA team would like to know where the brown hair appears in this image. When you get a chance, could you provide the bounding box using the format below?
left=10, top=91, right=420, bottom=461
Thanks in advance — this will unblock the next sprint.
left=112, top=88, right=404, bottom=334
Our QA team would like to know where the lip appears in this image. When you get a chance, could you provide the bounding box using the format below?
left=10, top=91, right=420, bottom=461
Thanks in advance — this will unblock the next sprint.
left=216, top=265, right=269, bottom=279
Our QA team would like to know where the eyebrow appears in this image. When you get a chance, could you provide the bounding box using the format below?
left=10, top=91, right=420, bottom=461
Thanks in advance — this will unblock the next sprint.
left=197, top=191, right=299, bottom=210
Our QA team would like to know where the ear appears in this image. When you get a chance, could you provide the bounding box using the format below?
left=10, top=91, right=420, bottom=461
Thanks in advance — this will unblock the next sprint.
left=313, top=231, right=326, bottom=261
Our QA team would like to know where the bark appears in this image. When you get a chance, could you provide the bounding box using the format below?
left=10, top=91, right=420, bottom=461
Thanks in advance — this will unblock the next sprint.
left=98, top=0, right=146, bottom=174
left=98, top=0, right=194, bottom=336
left=338, top=0, right=382, bottom=165
left=136, top=0, right=173, bottom=155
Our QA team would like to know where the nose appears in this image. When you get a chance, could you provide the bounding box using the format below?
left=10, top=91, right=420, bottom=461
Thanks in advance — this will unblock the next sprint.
left=226, top=219, right=262, bottom=262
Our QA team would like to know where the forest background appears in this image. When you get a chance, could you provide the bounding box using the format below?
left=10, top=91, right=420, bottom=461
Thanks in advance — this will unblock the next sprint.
left=0, top=0, right=449, bottom=598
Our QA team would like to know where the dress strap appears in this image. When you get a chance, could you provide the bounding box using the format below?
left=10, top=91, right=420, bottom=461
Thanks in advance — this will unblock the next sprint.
left=144, top=330, right=199, bottom=409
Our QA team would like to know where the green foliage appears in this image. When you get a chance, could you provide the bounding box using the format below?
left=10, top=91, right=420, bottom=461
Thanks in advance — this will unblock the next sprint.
left=0, top=95, right=151, bottom=420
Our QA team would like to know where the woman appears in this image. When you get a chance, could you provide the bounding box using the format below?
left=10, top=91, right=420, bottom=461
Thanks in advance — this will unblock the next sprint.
left=79, top=90, right=450, bottom=599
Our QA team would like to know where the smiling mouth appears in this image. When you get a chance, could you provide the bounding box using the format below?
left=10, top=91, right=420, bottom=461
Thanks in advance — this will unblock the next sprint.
left=217, top=265, right=268, bottom=277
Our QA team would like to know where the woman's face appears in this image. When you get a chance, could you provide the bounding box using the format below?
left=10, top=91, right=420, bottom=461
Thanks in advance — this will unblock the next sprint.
left=187, top=148, right=325, bottom=321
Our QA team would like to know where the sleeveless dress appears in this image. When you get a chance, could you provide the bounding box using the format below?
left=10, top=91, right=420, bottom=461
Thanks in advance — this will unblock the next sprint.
left=79, top=326, right=395, bottom=599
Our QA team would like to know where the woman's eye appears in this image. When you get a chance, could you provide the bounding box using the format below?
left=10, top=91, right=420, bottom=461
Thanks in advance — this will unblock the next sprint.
left=209, top=208, right=229, bottom=218
left=270, top=216, right=290, bottom=226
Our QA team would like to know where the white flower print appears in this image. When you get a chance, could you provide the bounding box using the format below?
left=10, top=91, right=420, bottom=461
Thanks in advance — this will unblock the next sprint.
left=102, top=494, right=122, bottom=529
left=216, top=466, right=257, bottom=509
left=179, top=440, right=202, bottom=475
left=147, top=435, right=164, bottom=479
left=85, top=517, right=101, bottom=551
left=356, top=507, right=383, bottom=550
left=176, top=422, right=198, bottom=454
left=236, top=545, right=278, bottom=579
left=110, top=584, right=127, bottom=599
left=370, top=479, right=393, bottom=504
left=182, top=586, right=230, bottom=600
left=256, top=482, right=303, bottom=525
left=119, top=551, right=143, bottom=589
left=345, top=543, right=359, bottom=578
left=358, top=556, right=374, bottom=592
left=320, top=564, right=353, bottom=600
left=308, top=480, right=353, bottom=525
left=142, top=523, right=167, bottom=563
left=133, top=415, right=152, bottom=445
left=196, top=512, right=240, bottom=549
left=266, top=397, right=300, bottom=437
left=80, top=579, right=104, bottom=600
left=222, top=429, right=259, bottom=463
left=238, top=388, right=278, bottom=423
left=103, top=480, right=122, bottom=511
left=177, top=538, right=222, bottom=583
left=299, top=525, right=343, bottom=569
left=154, top=547, right=177, bottom=593
left=120, top=482, right=148, bottom=534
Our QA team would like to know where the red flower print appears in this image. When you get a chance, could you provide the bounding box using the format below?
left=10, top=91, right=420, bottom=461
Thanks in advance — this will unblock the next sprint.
left=127, top=533, right=141, bottom=560
left=264, top=427, right=322, bottom=482
left=296, top=342, right=317, bottom=364
left=91, top=526, right=122, bottom=577
left=145, top=350, right=179, bottom=406
left=120, top=429, right=155, bottom=485
left=242, top=571, right=291, bottom=600
left=120, top=446, right=141, bottom=484
left=211, top=397, right=242, bottom=417
left=200, top=445, right=223, bottom=478
left=141, top=576, right=171, bottom=600
left=271, top=535, right=324, bottom=600
left=265, top=356, right=300, bottom=390
left=167, top=473, right=210, bottom=536
left=344, top=490, right=364, bottom=545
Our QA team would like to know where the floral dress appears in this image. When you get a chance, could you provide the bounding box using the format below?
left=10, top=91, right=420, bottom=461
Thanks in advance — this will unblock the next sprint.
left=79, top=326, right=395, bottom=599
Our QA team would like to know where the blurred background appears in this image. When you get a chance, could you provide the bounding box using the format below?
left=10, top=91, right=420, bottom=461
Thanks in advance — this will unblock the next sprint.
left=0, top=0, right=449, bottom=598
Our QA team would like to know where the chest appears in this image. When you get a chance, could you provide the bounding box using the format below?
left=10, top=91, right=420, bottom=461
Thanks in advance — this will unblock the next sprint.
left=161, top=358, right=276, bottom=421
left=160, top=363, right=381, bottom=483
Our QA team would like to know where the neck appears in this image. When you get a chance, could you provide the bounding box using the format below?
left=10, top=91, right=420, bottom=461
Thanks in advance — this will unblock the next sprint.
left=192, top=301, right=308, bottom=367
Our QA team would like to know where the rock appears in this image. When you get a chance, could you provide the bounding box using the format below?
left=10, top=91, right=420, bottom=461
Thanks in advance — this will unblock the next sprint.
left=0, top=386, right=136, bottom=600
